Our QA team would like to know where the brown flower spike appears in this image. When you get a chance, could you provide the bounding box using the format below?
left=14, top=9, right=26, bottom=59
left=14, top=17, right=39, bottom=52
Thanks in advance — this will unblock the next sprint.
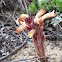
left=15, top=8, right=56, bottom=61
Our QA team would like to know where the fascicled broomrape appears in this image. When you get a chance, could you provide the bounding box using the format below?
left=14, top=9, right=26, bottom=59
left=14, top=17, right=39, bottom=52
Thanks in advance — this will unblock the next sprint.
left=15, top=8, right=56, bottom=61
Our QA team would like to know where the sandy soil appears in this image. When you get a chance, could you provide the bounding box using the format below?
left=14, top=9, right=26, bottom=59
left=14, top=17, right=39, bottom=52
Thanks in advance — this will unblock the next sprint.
left=11, top=40, right=62, bottom=62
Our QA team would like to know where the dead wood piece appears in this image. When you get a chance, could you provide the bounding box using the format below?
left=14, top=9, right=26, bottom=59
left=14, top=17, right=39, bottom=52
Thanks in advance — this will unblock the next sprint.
left=0, top=36, right=28, bottom=61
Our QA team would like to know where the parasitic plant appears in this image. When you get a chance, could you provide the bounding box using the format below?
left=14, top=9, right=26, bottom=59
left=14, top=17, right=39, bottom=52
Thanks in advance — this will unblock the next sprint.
left=15, top=8, right=56, bottom=61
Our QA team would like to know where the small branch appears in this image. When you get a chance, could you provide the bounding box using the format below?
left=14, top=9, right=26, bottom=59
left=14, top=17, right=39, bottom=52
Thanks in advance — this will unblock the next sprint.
left=23, top=0, right=29, bottom=14
left=1, top=0, right=6, bottom=6
left=10, top=56, right=47, bottom=62
left=22, top=30, right=28, bottom=37
left=58, top=24, right=62, bottom=30
left=18, top=0, right=24, bottom=8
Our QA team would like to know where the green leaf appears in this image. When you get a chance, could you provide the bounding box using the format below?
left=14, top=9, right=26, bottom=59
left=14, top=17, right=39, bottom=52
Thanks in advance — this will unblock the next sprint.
left=45, top=5, right=52, bottom=11
left=38, top=2, right=42, bottom=9
left=29, top=3, right=37, bottom=13
left=32, top=0, right=36, bottom=4
left=22, top=8, right=27, bottom=14
left=29, top=0, right=62, bottom=13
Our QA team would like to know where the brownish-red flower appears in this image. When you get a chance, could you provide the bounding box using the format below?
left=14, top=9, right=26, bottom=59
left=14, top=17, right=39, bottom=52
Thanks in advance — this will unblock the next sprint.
left=15, top=8, right=56, bottom=58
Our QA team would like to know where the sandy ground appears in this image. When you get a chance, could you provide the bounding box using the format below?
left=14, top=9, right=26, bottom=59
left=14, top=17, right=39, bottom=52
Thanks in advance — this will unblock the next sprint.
left=11, top=40, right=62, bottom=62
